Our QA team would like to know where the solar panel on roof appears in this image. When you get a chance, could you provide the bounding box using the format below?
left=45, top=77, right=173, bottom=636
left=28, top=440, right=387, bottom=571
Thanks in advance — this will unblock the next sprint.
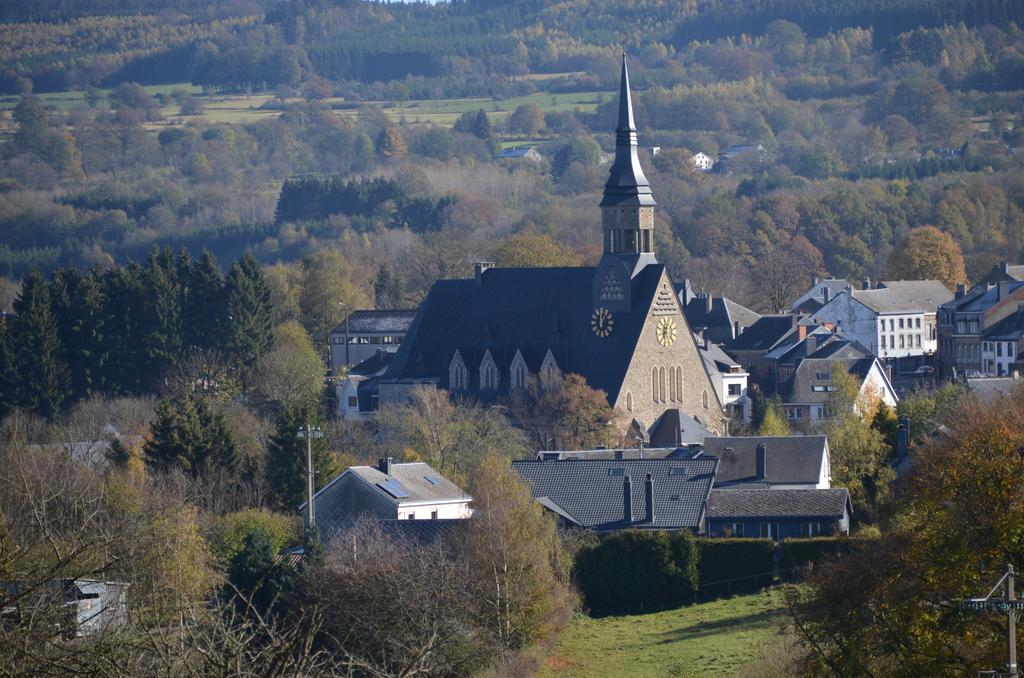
left=608, top=468, right=625, bottom=476
left=424, top=474, right=442, bottom=485
left=668, top=467, right=688, bottom=476
left=378, top=479, right=410, bottom=498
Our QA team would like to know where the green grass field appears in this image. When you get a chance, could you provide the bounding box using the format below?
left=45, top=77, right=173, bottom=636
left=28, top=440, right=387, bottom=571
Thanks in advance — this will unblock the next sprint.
left=0, top=80, right=604, bottom=131
left=540, top=589, right=791, bottom=678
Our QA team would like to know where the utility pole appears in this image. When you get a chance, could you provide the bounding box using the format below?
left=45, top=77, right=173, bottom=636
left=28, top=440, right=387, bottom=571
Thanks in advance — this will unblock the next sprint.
left=297, top=423, right=324, bottom=534
left=962, top=563, right=1020, bottom=677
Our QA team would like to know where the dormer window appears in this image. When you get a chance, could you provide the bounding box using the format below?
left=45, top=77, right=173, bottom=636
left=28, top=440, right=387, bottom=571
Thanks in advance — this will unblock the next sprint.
left=480, top=351, right=499, bottom=390
left=449, top=352, right=468, bottom=391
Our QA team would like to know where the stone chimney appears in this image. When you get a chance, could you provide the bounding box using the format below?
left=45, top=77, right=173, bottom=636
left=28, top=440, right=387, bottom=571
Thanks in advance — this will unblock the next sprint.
left=644, top=473, right=654, bottom=523
left=622, top=475, right=633, bottom=523
left=474, top=261, right=494, bottom=286
left=378, top=457, right=393, bottom=475
left=805, top=335, right=818, bottom=355
left=755, top=443, right=767, bottom=481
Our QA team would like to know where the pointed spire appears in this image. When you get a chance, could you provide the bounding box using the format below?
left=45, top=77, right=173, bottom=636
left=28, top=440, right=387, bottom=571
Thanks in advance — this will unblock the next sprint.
left=601, top=53, right=654, bottom=208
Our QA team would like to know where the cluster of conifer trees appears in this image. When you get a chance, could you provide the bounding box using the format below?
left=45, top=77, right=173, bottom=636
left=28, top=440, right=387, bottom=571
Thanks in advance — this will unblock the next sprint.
left=0, top=247, right=274, bottom=419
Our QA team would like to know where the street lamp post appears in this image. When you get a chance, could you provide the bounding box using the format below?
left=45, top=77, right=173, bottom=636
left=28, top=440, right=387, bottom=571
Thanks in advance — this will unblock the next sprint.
left=297, top=423, right=324, bottom=533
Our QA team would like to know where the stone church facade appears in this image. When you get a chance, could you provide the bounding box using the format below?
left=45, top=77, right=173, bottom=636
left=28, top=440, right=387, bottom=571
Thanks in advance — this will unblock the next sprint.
left=371, top=55, right=726, bottom=438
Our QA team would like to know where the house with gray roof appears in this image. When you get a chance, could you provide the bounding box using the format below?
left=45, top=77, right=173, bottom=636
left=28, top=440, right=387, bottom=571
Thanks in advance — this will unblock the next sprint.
left=678, top=280, right=761, bottom=345
left=699, top=341, right=750, bottom=422
left=371, top=56, right=727, bottom=441
left=703, top=436, right=831, bottom=490
left=790, top=278, right=854, bottom=315
left=511, top=458, right=718, bottom=533
left=303, top=458, right=472, bottom=540
left=336, top=350, right=396, bottom=419
left=973, top=261, right=1024, bottom=290
left=329, top=309, right=417, bottom=374
left=938, top=281, right=1024, bottom=378
left=808, top=279, right=952, bottom=372
left=778, top=356, right=897, bottom=426
left=981, top=308, right=1024, bottom=376
left=706, top=488, right=851, bottom=540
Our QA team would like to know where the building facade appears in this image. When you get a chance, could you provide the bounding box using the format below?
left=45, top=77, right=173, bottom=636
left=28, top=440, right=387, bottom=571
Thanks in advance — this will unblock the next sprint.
left=328, top=310, right=416, bottom=374
left=937, top=281, right=1024, bottom=378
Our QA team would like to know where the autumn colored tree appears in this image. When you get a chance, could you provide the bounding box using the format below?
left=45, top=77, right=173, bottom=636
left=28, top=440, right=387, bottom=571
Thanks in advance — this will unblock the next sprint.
left=375, top=126, right=407, bottom=158
left=298, top=249, right=370, bottom=343
left=887, top=226, right=967, bottom=289
left=508, top=374, right=619, bottom=451
left=250, top=322, right=325, bottom=410
left=791, top=387, right=1024, bottom=674
left=491, top=233, right=582, bottom=268
left=757, top=396, right=790, bottom=436
left=507, top=103, right=544, bottom=137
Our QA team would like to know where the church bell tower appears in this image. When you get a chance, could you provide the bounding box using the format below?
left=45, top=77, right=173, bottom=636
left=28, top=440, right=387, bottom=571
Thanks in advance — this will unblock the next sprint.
left=594, top=54, right=657, bottom=313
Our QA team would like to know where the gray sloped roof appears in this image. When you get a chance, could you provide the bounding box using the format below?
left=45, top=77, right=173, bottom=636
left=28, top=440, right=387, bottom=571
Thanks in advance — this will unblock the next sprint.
left=983, top=311, right=1024, bottom=340
left=331, top=310, right=417, bottom=335
left=382, top=264, right=666, bottom=404
left=702, top=436, right=827, bottom=486
left=951, top=282, right=1024, bottom=312
left=347, top=463, right=470, bottom=505
left=780, top=357, right=879, bottom=404
left=511, top=458, right=718, bottom=531
left=725, top=315, right=796, bottom=353
left=376, top=518, right=464, bottom=545
left=850, top=281, right=952, bottom=314
left=707, top=488, right=850, bottom=519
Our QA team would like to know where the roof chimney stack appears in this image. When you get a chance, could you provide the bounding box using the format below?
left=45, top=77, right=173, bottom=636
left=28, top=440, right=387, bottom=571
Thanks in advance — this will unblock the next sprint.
left=704, top=293, right=713, bottom=314
left=822, top=287, right=831, bottom=303
left=998, top=280, right=1010, bottom=301
left=956, top=282, right=966, bottom=299
left=644, top=473, right=654, bottom=523
left=378, top=457, right=393, bottom=475
left=622, top=475, right=633, bottom=523
left=755, top=443, right=767, bottom=481
left=861, top=277, right=871, bottom=290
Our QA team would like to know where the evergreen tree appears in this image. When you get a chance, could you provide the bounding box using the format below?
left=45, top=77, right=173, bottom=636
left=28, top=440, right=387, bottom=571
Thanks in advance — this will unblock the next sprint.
left=184, top=249, right=226, bottom=350
left=0, top=316, right=14, bottom=418
left=100, top=264, right=147, bottom=394
left=10, top=269, right=69, bottom=419
left=142, top=247, right=184, bottom=389
left=144, top=395, right=239, bottom=476
left=225, top=253, right=274, bottom=388
left=51, top=267, right=108, bottom=400
left=265, top=405, right=334, bottom=511
left=373, top=265, right=402, bottom=310
left=226, top=528, right=296, bottom=618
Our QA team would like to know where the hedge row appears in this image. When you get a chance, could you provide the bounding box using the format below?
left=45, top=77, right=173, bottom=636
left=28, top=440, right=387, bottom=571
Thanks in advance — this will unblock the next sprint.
left=573, top=532, right=861, bottom=615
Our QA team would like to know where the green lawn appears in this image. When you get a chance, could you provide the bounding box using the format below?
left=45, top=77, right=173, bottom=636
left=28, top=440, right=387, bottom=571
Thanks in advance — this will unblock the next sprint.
left=541, top=589, right=791, bottom=678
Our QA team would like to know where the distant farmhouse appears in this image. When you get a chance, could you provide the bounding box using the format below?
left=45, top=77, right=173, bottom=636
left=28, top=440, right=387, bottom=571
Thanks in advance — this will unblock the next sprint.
left=366, top=56, right=728, bottom=442
left=495, top=146, right=542, bottom=161
left=690, top=152, right=714, bottom=172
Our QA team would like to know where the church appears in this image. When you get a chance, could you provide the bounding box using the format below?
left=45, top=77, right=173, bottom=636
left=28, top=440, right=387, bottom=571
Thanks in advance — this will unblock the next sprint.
left=370, top=55, right=726, bottom=441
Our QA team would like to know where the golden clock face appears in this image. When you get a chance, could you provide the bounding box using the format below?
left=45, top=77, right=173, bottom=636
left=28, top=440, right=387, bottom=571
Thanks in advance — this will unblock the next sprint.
left=591, top=307, right=614, bottom=338
left=656, top=316, right=677, bottom=347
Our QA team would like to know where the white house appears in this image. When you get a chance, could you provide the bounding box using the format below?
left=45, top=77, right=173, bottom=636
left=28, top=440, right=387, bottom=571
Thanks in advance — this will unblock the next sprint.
left=303, top=458, right=473, bottom=539
left=808, top=280, right=952, bottom=371
left=981, top=309, right=1024, bottom=376
left=700, top=341, right=749, bottom=422
left=779, top=356, right=898, bottom=425
left=691, top=152, right=714, bottom=172
left=703, top=436, right=832, bottom=490
left=790, top=278, right=852, bottom=314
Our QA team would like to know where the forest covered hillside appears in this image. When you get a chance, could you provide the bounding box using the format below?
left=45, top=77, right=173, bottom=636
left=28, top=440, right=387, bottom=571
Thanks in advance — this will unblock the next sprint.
left=1, top=0, right=1023, bottom=315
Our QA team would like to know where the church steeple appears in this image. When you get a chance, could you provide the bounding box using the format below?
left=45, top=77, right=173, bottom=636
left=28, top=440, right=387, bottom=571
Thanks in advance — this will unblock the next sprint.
left=600, top=53, right=655, bottom=257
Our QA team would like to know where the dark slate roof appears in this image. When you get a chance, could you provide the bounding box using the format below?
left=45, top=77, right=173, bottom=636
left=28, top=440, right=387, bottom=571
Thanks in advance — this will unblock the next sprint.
left=679, top=294, right=761, bottom=338
left=849, top=281, right=953, bottom=314
left=983, top=311, right=1024, bottom=340
left=350, top=350, right=396, bottom=377
left=511, top=458, right=718, bottom=531
left=949, top=282, right=1024, bottom=312
left=601, top=54, right=655, bottom=208
left=707, top=488, right=850, bottom=519
left=768, top=333, right=871, bottom=364
left=649, top=408, right=714, bottom=446
left=700, top=342, right=741, bottom=373
left=780, top=357, right=880, bottom=404
left=724, top=315, right=796, bottom=353
left=535, top=447, right=694, bottom=461
left=703, top=436, right=827, bottom=486
left=331, top=310, right=417, bottom=336
left=382, top=264, right=667, bottom=404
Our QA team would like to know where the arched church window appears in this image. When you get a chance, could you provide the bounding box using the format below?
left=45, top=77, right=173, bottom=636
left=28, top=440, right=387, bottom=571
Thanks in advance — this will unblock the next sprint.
left=652, top=368, right=658, bottom=402
left=659, top=367, right=666, bottom=403
left=669, top=366, right=676, bottom=402
left=675, top=367, right=683, bottom=400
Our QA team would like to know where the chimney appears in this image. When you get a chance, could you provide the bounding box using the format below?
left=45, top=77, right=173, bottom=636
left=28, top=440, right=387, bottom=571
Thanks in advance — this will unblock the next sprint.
left=614, top=449, right=623, bottom=460
left=622, top=475, right=633, bottom=523
left=733, top=320, right=741, bottom=339
left=797, top=323, right=808, bottom=340
left=805, top=335, right=817, bottom=355
left=861, top=277, right=871, bottom=290
left=644, top=473, right=654, bottom=523
left=474, top=261, right=494, bottom=286
left=755, top=443, right=767, bottom=480
left=704, top=293, right=713, bottom=314
left=897, top=416, right=910, bottom=460
left=998, top=281, right=1010, bottom=301
left=812, top=276, right=820, bottom=287
left=956, top=282, right=966, bottom=299
left=378, top=457, right=393, bottom=475
left=822, top=287, right=831, bottom=303
left=1002, top=261, right=1011, bottom=274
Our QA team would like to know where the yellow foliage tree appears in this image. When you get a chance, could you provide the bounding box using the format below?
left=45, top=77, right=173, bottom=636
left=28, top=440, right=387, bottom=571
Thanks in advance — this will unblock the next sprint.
left=887, top=225, right=967, bottom=290
left=491, top=233, right=583, bottom=268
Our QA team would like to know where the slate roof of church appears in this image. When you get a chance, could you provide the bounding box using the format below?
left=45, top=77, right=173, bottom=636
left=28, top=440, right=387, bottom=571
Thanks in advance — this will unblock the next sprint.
left=707, top=488, right=850, bottom=520
left=512, top=458, right=718, bottom=531
left=382, top=263, right=668, bottom=404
